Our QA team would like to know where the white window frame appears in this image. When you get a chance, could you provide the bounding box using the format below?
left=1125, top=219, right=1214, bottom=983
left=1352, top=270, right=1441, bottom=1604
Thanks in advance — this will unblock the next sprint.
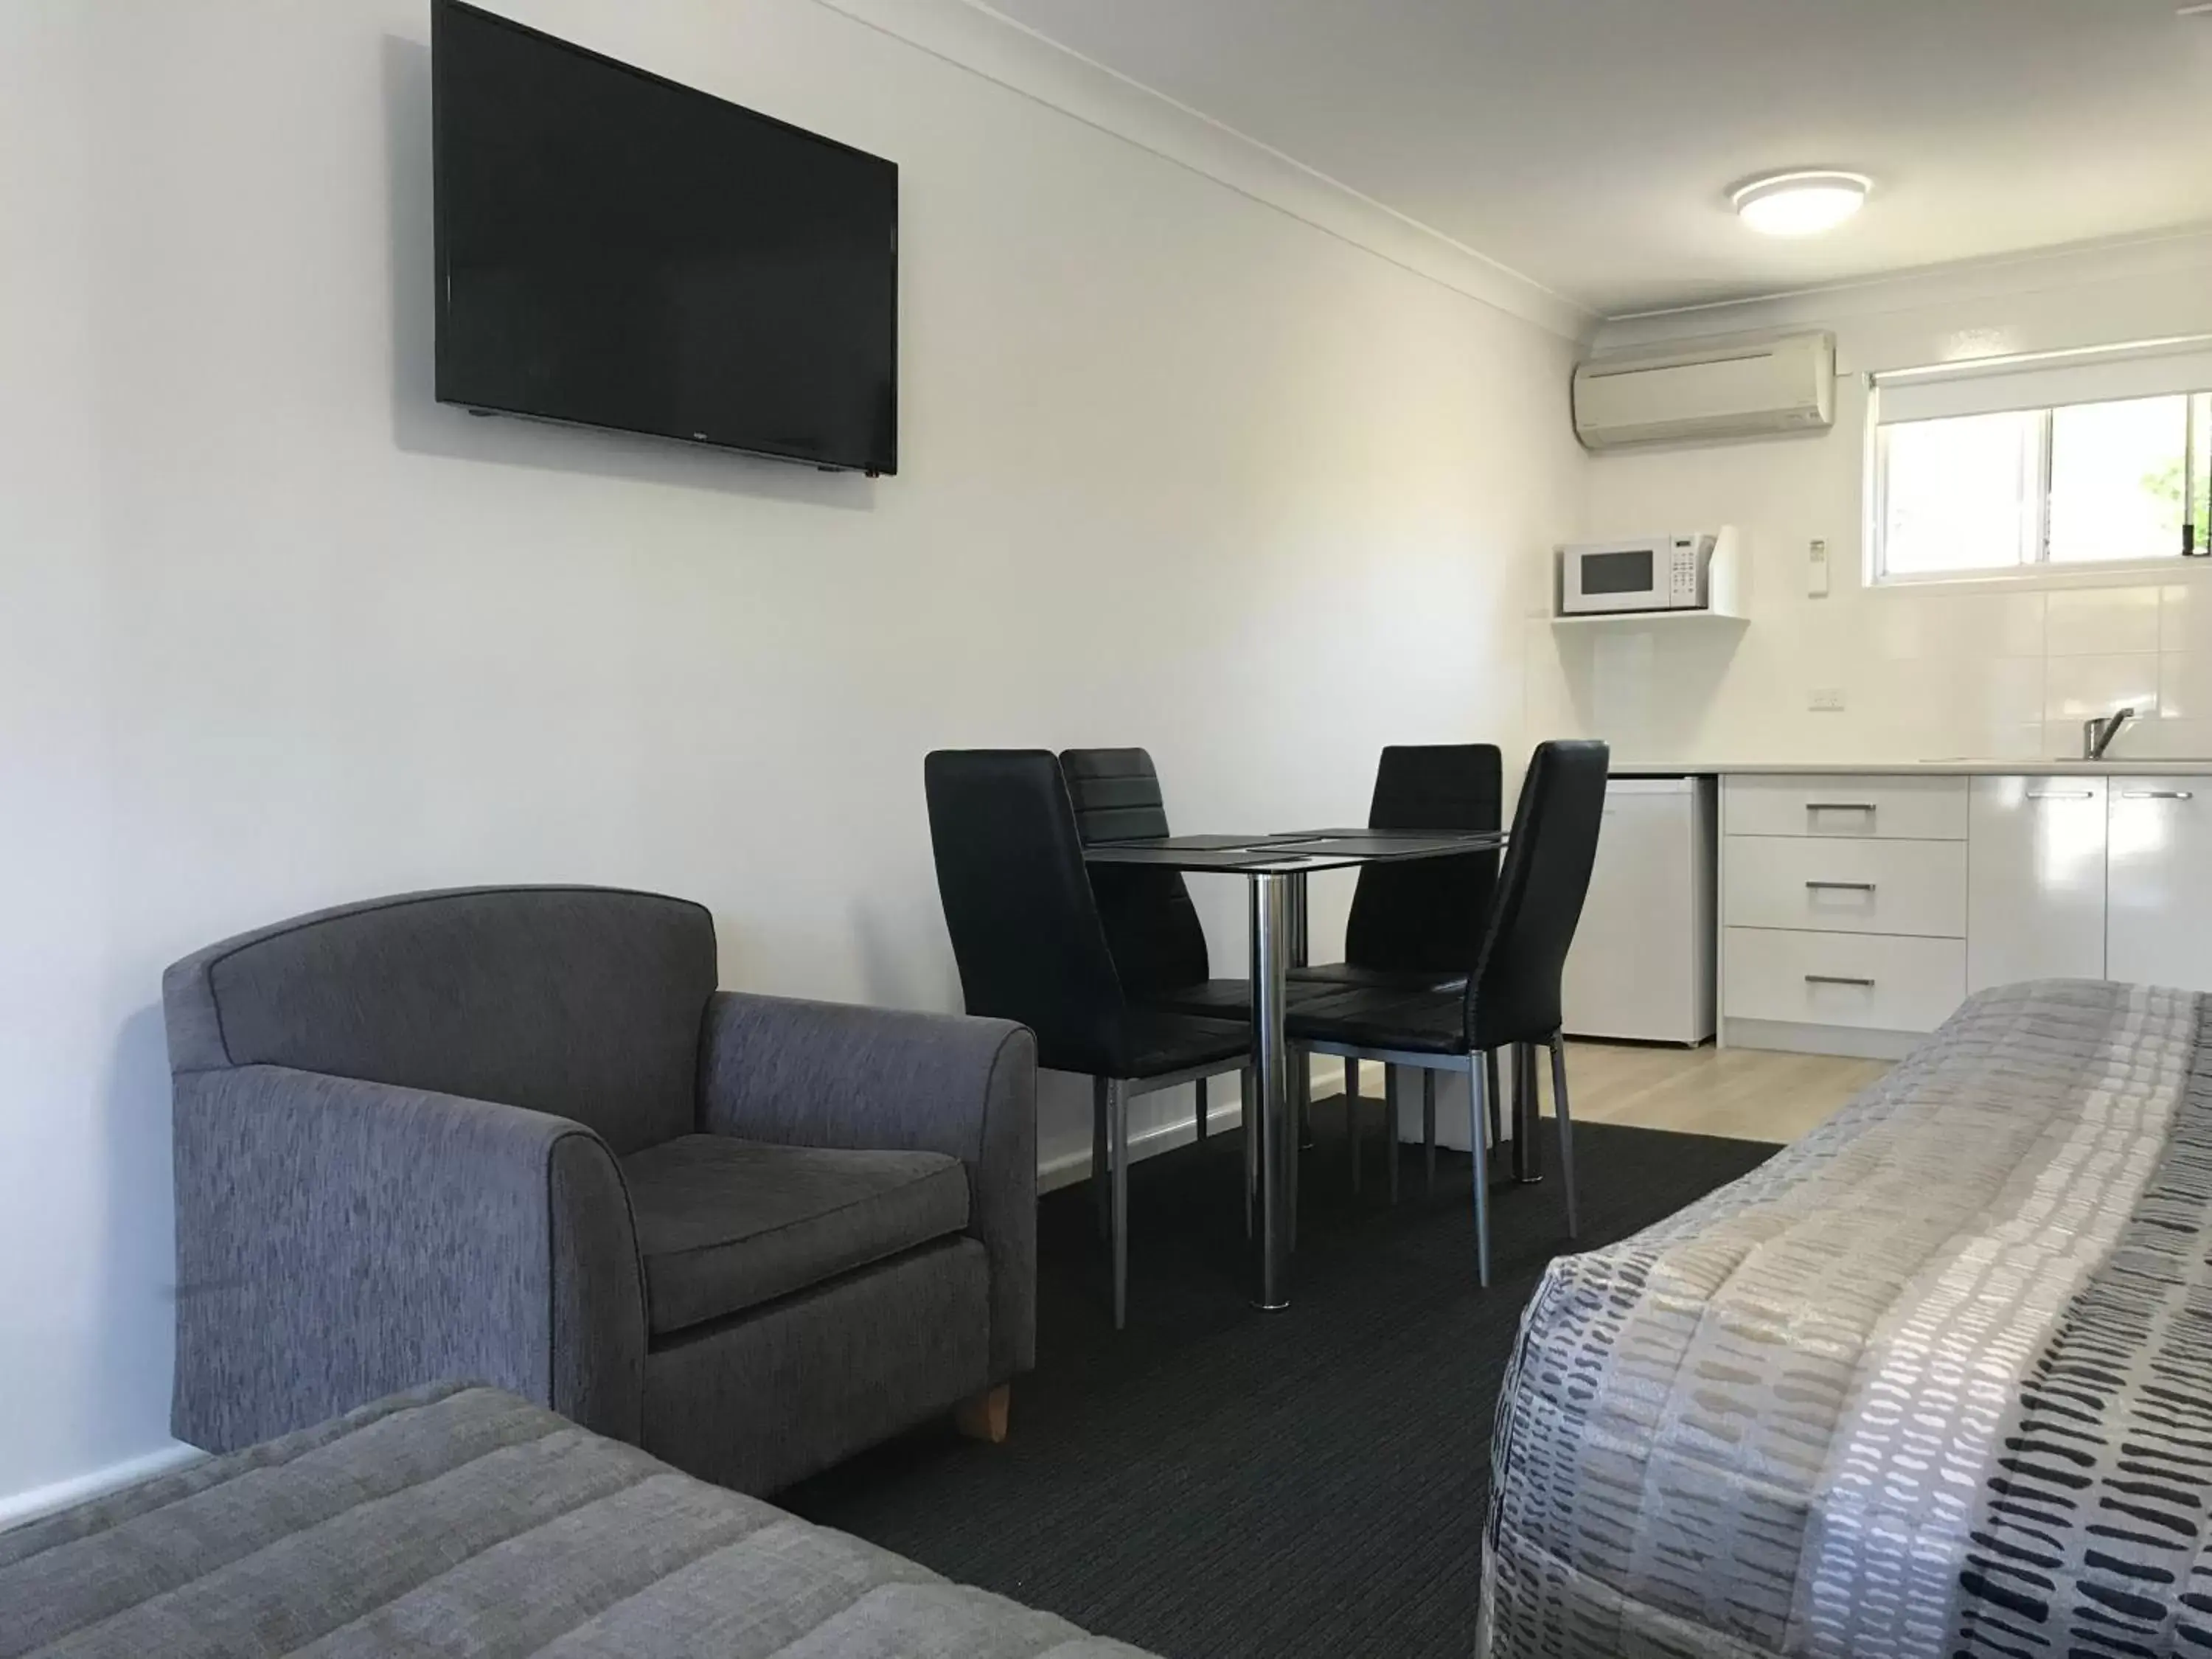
left=1868, top=339, right=2212, bottom=588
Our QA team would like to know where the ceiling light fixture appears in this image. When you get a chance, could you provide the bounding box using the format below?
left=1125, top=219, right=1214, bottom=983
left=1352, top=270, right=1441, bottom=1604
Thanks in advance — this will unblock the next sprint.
left=1731, top=170, right=1871, bottom=237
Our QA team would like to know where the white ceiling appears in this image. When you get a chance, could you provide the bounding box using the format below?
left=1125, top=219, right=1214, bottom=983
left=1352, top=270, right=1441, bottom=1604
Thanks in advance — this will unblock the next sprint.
left=982, top=0, right=2212, bottom=317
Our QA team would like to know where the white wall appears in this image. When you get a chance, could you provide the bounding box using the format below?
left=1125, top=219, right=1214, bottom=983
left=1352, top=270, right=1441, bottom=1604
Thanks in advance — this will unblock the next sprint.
left=1531, top=233, right=2212, bottom=765
left=0, top=0, right=1585, bottom=1514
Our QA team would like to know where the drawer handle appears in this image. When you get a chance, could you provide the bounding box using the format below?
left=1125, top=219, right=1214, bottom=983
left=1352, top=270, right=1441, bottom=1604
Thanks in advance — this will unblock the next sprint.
left=1805, top=880, right=1877, bottom=893
left=2026, top=790, right=2095, bottom=801
left=1806, top=802, right=1877, bottom=814
left=1805, top=974, right=1877, bottom=989
left=2123, top=790, right=2197, bottom=801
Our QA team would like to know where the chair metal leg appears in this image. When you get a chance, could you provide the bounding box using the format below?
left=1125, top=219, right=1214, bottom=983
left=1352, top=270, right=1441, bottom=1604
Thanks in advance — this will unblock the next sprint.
left=1467, top=1055, right=1492, bottom=1288
left=1110, top=1078, right=1130, bottom=1330
left=1550, top=1032, right=1579, bottom=1239
left=1348, top=1055, right=1363, bottom=1194
left=1295, top=1049, right=1312, bottom=1156
left=1422, top=1070, right=1437, bottom=1192
left=1092, top=1076, right=1110, bottom=1241
left=1383, top=1065, right=1401, bottom=1203
left=1195, top=1076, right=1209, bottom=1144
left=1484, top=1049, right=1503, bottom=1153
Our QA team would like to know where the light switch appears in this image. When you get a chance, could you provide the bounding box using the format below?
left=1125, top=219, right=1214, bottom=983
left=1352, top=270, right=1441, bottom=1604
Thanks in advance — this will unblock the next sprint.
left=1809, top=538, right=1831, bottom=599
left=1809, top=687, right=1847, bottom=712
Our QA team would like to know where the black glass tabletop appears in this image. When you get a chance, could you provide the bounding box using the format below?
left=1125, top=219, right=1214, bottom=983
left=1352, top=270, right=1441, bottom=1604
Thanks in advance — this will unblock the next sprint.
left=1080, top=827, right=1504, bottom=874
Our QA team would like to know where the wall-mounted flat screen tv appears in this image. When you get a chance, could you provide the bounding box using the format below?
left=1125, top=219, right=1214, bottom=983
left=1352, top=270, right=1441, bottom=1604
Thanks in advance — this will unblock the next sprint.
left=433, top=1, right=898, bottom=475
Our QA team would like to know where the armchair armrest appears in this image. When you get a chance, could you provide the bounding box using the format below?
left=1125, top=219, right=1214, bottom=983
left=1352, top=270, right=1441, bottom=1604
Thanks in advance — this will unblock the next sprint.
left=698, top=992, right=1037, bottom=1376
left=170, top=1065, right=644, bottom=1453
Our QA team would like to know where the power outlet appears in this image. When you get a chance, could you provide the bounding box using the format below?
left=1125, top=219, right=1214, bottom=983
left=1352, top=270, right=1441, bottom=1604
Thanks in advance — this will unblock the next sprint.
left=1809, top=687, right=1847, bottom=712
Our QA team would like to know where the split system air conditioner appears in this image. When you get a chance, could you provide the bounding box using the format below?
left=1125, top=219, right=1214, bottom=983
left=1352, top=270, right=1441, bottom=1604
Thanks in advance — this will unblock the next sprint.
left=1573, top=331, right=1837, bottom=451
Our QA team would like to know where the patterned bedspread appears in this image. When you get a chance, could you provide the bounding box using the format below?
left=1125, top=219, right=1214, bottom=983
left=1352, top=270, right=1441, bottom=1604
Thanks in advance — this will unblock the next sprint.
left=1482, top=980, right=2212, bottom=1659
left=1, top=1384, right=1153, bottom=1658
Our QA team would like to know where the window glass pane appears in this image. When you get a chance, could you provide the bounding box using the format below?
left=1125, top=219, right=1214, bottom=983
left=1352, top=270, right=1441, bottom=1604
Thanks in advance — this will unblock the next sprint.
left=1880, top=411, right=2040, bottom=577
left=2048, top=394, right=2189, bottom=564
left=2194, top=393, right=2211, bottom=555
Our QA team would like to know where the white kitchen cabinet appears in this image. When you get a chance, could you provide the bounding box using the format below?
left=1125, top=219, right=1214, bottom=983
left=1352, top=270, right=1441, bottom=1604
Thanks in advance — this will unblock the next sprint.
left=1723, top=928, right=1966, bottom=1033
left=1966, top=776, right=2107, bottom=992
left=1720, top=771, right=1972, bottom=1057
left=1725, top=836, right=1967, bottom=939
left=1722, top=775, right=1968, bottom=841
left=1708, top=767, right=2212, bottom=1059
left=2108, top=779, right=2212, bottom=993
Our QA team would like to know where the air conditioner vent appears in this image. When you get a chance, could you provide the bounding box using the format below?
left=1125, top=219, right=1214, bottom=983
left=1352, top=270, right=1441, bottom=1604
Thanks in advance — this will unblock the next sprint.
left=1573, top=332, right=1837, bottom=451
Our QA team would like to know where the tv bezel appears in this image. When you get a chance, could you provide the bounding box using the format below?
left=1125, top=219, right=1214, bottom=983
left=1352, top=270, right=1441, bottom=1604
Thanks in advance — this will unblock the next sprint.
left=430, top=0, right=900, bottom=476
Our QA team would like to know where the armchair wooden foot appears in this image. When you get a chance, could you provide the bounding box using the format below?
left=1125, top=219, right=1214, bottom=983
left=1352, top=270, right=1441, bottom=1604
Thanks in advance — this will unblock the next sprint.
left=954, top=1385, right=1010, bottom=1444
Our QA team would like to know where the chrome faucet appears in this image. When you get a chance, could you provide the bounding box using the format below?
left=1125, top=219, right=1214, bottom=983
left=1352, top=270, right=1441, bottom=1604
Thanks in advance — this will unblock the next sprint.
left=2084, top=707, right=2137, bottom=760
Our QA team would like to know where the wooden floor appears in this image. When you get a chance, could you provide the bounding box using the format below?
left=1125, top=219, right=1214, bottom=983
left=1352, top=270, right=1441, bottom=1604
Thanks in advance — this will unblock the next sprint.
left=1542, top=1040, right=1891, bottom=1145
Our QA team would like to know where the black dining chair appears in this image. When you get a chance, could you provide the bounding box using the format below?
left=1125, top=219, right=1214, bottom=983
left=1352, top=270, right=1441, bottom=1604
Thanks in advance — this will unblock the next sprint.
left=925, top=749, right=1251, bottom=1329
left=1058, top=748, right=1287, bottom=1149
left=1290, top=744, right=1503, bottom=1196
left=1285, top=740, right=1610, bottom=1286
left=1295, top=743, right=1503, bottom=992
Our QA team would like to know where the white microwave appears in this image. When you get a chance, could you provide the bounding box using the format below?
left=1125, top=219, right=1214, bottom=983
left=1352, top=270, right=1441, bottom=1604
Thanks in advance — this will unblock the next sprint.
left=1559, top=533, right=1716, bottom=616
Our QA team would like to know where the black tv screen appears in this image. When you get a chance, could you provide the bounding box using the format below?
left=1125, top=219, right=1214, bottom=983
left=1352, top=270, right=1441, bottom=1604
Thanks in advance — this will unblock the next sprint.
left=432, top=1, right=898, bottom=474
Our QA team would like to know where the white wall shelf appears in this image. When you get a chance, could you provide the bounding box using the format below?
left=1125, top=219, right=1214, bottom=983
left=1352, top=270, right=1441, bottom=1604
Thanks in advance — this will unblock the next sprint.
left=1551, top=608, right=1749, bottom=629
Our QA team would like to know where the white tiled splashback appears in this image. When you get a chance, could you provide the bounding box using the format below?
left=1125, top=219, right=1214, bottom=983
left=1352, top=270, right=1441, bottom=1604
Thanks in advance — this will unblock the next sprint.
left=1531, top=578, right=2212, bottom=765
left=1551, top=223, right=2212, bottom=771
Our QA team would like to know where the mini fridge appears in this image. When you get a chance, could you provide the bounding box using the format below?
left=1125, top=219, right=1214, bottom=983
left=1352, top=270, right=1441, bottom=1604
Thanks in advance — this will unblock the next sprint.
left=1562, top=774, right=1717, bottom=1045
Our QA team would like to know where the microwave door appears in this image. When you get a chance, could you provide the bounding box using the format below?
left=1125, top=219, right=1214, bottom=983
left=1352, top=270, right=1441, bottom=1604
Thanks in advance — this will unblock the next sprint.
left=1573, top=545, right=1666, bottom=613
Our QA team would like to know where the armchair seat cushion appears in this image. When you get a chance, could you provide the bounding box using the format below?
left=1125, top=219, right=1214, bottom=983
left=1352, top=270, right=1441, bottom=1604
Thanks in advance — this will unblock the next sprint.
left=624, top=1135, right=970, bottom=1338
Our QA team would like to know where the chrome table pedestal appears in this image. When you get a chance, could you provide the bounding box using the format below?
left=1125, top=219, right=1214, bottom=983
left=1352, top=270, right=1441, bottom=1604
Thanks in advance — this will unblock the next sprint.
left=1084, top=826, right=1506, bottom=1310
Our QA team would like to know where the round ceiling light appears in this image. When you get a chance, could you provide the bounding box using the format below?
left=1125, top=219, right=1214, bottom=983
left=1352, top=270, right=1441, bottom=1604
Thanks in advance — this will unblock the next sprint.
left=1731, top=170, right=1871, bottom=237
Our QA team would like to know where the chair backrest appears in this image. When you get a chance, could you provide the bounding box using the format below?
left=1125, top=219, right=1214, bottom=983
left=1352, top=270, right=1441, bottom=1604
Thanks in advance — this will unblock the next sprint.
left=162, top=886, right=718, bottom=1155
left=925, top=750, right=1130, bottom=1077
left=1059, top=748, right=1211, bottom=998
left=1467, top=741, right=1610, bottom=1048
left=1343, top=744, right=1503, bottom=974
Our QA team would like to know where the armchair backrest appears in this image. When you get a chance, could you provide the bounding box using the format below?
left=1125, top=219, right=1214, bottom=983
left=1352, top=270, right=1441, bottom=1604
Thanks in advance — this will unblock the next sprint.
left=163, top=886, right=717, bottom=1155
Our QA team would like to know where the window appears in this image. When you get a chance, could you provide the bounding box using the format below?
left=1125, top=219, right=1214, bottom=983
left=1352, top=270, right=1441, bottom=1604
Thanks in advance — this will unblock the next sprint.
left=1872, top=346, right=2212, bottom=582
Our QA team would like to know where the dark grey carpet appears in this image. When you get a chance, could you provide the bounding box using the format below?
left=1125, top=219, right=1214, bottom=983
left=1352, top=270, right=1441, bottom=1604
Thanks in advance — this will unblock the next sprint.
left=782, top=1100, right=1777, bottom=1659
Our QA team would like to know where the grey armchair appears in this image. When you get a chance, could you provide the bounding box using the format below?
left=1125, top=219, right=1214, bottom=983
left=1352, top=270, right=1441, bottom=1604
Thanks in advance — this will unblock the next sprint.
left=163, top=885, right=1036, bottom=1495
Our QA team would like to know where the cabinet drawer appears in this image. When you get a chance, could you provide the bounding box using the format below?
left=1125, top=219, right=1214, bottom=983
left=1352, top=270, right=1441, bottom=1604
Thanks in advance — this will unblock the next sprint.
left=1724, top=836, right=1966, bottom=938
left=1723, top=928, right=1966, bottom=1033
left=1723, top=775, right=1967, bottom=841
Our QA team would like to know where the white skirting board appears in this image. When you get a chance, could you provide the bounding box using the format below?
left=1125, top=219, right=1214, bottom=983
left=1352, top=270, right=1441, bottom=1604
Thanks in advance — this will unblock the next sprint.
left=0, top=1441, right=206, bottom=1534
left=1722, top=1018, right=1924, bottom=1062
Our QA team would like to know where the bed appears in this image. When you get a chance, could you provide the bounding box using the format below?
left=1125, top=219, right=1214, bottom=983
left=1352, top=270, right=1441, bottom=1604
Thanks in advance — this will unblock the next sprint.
left=1482, top=978, right=2212, bottom=1659
left=1, top=1382, right=1154, bottom=1659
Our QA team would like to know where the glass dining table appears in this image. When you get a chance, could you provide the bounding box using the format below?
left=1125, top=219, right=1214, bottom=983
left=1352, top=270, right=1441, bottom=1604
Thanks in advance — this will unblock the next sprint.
left=1082, top=826, right=1506, bottom=1310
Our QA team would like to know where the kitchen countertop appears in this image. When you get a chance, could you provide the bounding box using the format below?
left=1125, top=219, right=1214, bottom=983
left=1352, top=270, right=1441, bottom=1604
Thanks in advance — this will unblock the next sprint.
left=1612, top=759, right=2212, bottom=777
